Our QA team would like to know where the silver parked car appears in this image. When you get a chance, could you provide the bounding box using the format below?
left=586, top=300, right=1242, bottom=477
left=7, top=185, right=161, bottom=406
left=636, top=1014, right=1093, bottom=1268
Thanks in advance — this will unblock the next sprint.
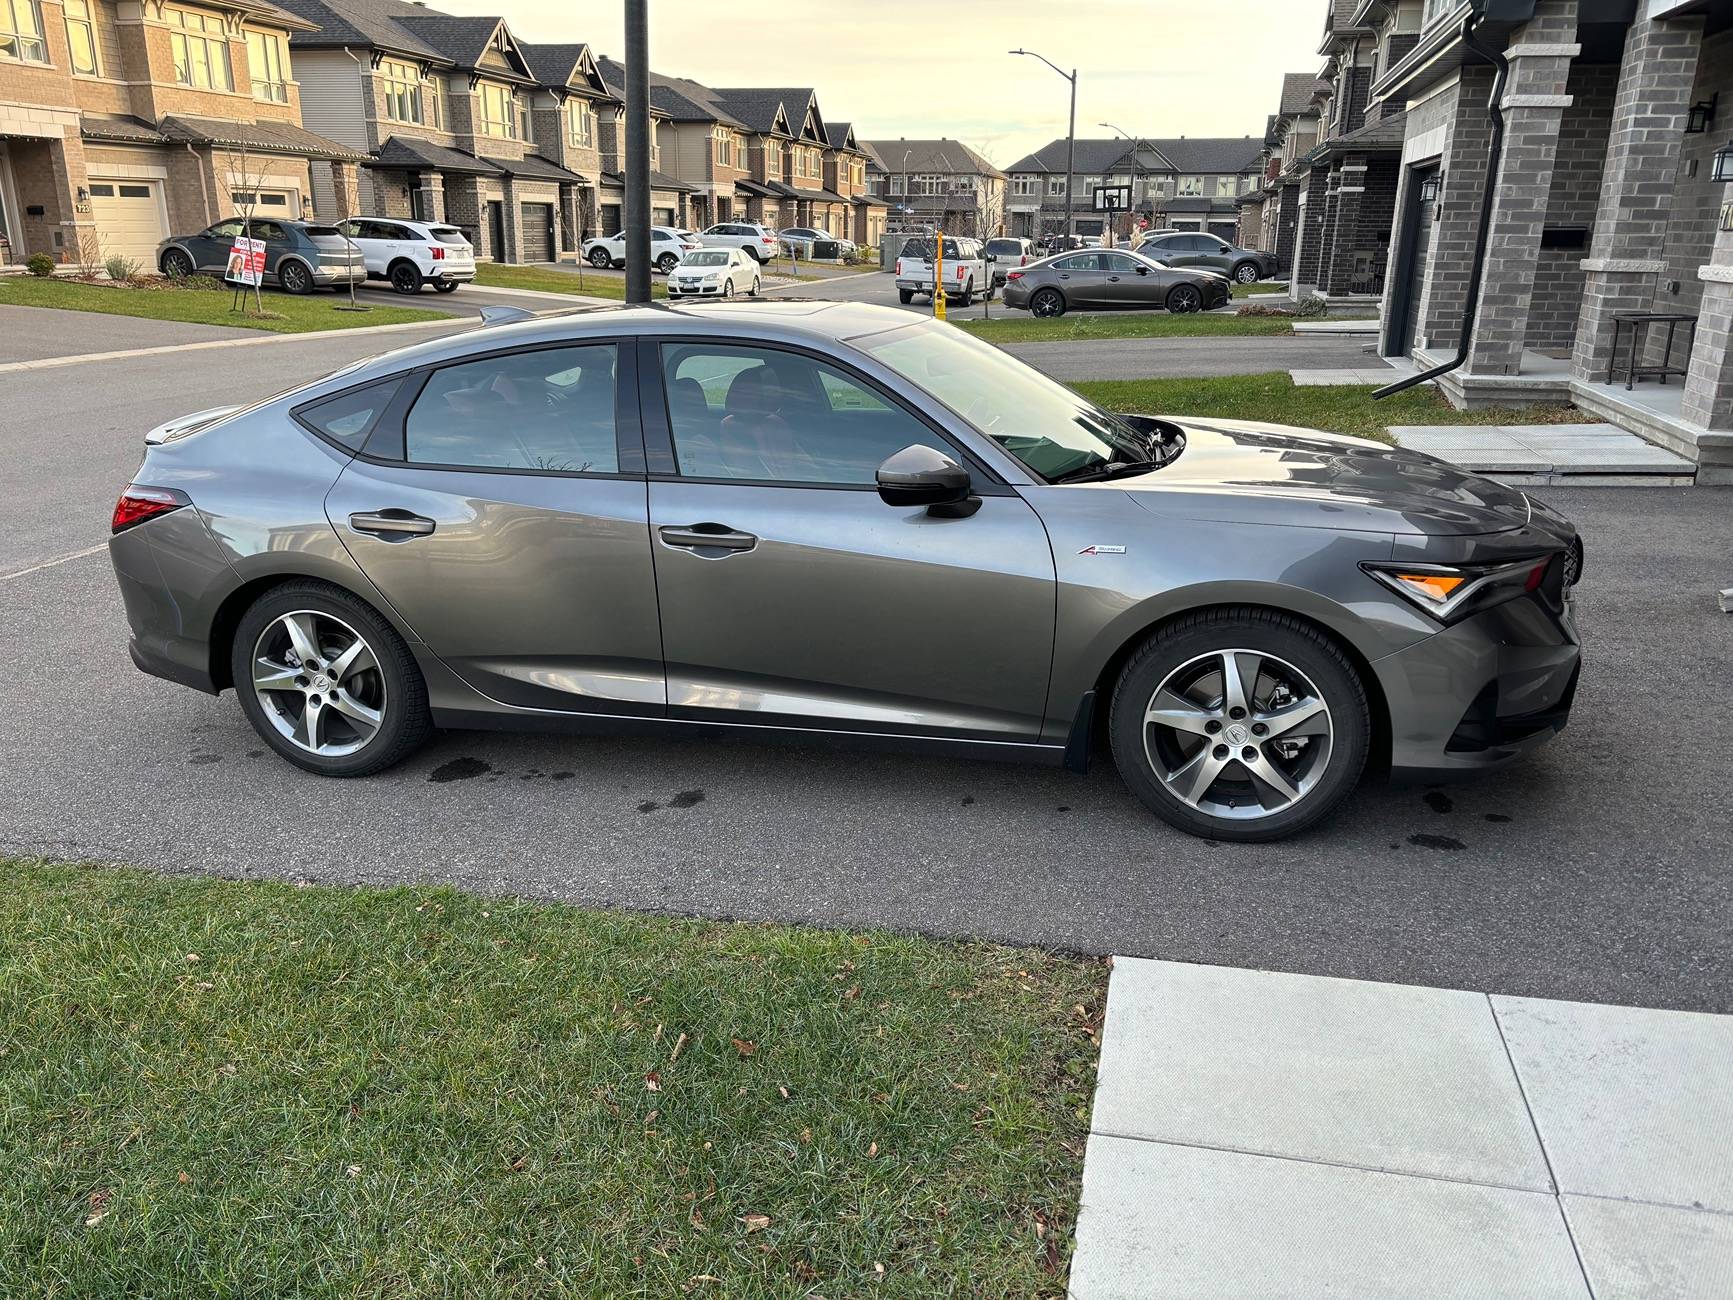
left=1002, top=250, right=1231, bottom=316
left=109, top=303, right=1582, bottom=841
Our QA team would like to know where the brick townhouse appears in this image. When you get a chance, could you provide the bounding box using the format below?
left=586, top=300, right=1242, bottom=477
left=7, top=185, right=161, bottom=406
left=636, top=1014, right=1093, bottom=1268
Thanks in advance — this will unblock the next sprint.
left=1003, top=136, right=1262, bottom=242
left=862, top=138, right=1005, bottom=236
left=1374, top=0, right=1733, bottom=481
left=1242, top=72, right=1334, bottom=273
left=0, top=0, right=362, bottom=270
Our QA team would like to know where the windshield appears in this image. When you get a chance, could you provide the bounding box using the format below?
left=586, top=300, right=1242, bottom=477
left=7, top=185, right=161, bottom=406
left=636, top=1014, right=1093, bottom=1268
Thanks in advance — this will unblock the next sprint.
left=855, top=321, right=1150, bottom=480
left=684, top=250, right=730, bottom=266
left=986, top=239, right=1022, bottom=253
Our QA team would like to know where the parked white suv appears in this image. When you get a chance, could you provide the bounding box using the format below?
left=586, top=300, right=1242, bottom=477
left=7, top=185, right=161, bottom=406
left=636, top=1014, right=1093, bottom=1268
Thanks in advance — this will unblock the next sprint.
left=696, top=221, right=781, bottom=263
left=582, top=226, right=699, bottom=273
left=336, top=217, right=475, bottom=294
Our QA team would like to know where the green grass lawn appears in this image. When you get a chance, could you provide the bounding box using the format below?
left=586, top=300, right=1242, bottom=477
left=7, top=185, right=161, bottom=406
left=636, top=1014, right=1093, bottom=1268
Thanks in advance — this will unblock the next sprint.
left=474, top=262, right=667, bottom=300
left=1232, top=281, right=1288, bottom=298
left=0, top=275, right=446, bottom=333
left=959, top=312, right=1308, bottom=343
left=1071, top=371, right=1592, bottom=444
left=0, top=860, right=1103, bottom=1298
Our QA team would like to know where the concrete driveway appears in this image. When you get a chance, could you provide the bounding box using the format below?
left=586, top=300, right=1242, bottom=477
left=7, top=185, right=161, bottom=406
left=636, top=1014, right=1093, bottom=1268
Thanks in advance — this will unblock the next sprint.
left=3, top=323, right=1729, bottom=1016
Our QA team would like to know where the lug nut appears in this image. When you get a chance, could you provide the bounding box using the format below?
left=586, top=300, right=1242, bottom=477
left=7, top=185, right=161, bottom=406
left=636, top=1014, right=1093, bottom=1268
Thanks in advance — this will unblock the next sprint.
left=1229, top=706, right=1246, bottom=720
left=1212, top=744, right=1229, bottom=760
left=1252, top=723, right=1268, bottom=736
left=1242, top=747, right=1257, bottom=761
left=1205, top=719, right=1222, bottom=734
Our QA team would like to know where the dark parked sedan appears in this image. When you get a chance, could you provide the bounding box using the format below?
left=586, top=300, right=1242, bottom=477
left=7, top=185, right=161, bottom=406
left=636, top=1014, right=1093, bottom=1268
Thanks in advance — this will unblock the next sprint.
left=1001, top=250, right=1231, bottom=317
left=157, top=217, right=365, bottom=294
left=109, top=302, right=1582, bottom=842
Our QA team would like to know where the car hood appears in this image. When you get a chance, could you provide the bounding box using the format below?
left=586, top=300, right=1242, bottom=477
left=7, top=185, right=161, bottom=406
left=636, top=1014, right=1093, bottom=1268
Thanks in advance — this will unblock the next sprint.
left=1115, top=416, right=1532, bottom=537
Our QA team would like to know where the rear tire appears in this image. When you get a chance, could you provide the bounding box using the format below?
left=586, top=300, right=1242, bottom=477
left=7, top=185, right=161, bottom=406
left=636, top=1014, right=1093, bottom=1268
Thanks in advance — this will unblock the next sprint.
left=656, top=252, right=679, bottom=273
left=1108, top=609, right=1369, bottom=842
left=1030, top=287, right=1065, bottom=318
left=898, top=288, right=915, bottom=304
left=278, top=259, right=314, bottom=295
left=231, top=580, right=432, bottom=778
left=958, top=279, right=974, bottom=307
left=389, top=261, right=423, bottom=294
left=433, top=280, right=459, bottom=293
left=1232, top=261, right=1260, bottom=284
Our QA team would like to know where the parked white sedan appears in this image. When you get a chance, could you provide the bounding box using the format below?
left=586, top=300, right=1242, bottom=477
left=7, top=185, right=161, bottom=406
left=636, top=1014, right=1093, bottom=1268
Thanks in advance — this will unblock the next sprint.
left=666, top=246, right=761, bottom=298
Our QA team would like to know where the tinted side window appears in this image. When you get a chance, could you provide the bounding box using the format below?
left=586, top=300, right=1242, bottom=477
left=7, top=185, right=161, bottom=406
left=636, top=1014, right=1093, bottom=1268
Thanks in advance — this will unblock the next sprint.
left=297, top=377, right=404, bottom=451
left=660, top=343, right=948, bottom=486
left=208, top=219, right=245, bottom=238
left=1104, top=253, right=1142, bottom=273
left=405, top=346, right=619, bottom=473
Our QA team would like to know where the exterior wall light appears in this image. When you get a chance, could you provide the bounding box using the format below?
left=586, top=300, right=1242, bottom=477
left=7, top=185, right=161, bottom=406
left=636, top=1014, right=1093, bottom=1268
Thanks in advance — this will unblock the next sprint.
left=1418, top=175, right=1441, bottom=203
left=1686, top=94, right=1718, bottom=135
left=1713, top=140, right=1733, bottom=185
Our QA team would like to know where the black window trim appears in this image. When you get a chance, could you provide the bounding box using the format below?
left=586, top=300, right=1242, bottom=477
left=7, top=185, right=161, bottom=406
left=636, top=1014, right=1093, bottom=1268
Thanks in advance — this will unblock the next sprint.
left=289, top=373, right=414, bottom=454
left=638, top=334, right=1015, bottom=495
left=304, top=338, right=646, bottom=479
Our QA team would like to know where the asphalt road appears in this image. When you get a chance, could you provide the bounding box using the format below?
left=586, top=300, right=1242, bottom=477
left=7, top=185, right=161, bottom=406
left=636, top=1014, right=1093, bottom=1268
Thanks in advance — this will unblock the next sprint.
left=3, top=323, right=1729, bottom=1015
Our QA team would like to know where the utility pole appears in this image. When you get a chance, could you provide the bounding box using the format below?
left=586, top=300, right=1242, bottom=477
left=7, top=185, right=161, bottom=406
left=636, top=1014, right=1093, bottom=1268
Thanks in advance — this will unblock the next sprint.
left=623, top=0, right=651, bottom=304
left=1010, top=50, right=1077, bottom=244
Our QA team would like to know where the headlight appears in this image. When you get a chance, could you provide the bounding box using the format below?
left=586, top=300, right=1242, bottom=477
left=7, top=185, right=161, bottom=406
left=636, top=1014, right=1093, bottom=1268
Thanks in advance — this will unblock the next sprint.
left=1362, top=557, right=1554, bottom=624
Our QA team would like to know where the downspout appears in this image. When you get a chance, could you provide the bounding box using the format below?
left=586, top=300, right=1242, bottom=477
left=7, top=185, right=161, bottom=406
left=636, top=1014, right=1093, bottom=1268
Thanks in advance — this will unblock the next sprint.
left=186, top=143, right=213, bottom=226
left=1373, top=6, right=1512, bottom=399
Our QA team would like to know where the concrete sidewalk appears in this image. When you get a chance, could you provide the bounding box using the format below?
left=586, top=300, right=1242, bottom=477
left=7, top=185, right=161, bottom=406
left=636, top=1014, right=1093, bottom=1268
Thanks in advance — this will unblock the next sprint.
left=1071, top=959, right=1733, bottom=1299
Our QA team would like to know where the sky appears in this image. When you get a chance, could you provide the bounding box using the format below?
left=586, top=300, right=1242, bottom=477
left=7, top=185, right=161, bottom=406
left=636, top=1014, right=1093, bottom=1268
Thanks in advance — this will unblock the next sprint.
left=426, top=0, right=1333, bottom=168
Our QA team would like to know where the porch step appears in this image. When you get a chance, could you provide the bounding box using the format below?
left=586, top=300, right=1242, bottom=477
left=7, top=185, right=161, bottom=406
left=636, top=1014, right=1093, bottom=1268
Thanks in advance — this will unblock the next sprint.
left=1293, top=317, right=1381, bottom=335
left=1392, top=423, right=1697, bottom=484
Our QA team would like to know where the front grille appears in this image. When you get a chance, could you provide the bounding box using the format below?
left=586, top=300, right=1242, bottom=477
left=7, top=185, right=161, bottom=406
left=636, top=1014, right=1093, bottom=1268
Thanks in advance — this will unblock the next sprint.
left=1562, top=536, right=1584, bottom=588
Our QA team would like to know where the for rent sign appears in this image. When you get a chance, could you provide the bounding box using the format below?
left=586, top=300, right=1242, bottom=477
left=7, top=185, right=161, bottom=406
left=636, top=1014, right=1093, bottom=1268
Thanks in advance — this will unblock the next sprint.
left=225, top=237, right=266, bottom=286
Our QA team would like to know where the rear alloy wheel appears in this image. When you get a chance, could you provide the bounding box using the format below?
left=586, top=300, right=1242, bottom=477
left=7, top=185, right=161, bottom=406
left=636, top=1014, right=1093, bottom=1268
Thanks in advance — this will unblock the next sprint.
left=278, top=260, right=314, bottom=295
left=589, top=246, right=613, bottom=268
left=1110, top=610, right=1369, bottom=841
left=232, top=581, right=431, bottom=777
left=1167, top=283, right=1203, bottom=314
left=160, top=248, right=194, bottom=278
left=1233, top=262, right=1260, bottom=284
left=1030, top=287, right=1066, bottom=318
left=389, top=261, right=423, bottom=294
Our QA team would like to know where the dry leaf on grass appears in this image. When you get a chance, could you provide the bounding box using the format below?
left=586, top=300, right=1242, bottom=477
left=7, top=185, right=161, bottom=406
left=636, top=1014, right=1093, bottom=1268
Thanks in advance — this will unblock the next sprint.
left=731, top=1038, right=756, bottom=1058
left=645, top=1072, right=662, bottom=1092
left=866, top=1142, right=878, bottom=1159
left=669, top=1032, right=689, bottom=1064
left=738, top=1213, right=771, bottom=1233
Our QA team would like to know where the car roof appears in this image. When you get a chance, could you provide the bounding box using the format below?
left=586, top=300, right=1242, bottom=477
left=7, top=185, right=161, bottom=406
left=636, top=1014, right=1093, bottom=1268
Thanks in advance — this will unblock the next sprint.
left=313, top=302, right=930, bottom=389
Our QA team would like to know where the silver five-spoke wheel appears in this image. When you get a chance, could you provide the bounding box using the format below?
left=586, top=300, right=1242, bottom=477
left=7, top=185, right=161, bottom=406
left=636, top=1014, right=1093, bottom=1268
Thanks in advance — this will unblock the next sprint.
left=251, top=610, right=386, bottom=757
left=1142, top=648, right=1333, bottom=821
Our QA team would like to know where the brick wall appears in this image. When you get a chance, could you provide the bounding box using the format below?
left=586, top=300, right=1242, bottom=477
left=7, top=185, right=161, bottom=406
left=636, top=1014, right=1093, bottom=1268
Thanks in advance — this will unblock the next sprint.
left=1379, top=34, right=1420, bottom=120
left=1415, top=67, right=1495, bottom=351
left=1526, top=62, right=1617, bottom=352
left=1659, top=29, right=1733, bottom=322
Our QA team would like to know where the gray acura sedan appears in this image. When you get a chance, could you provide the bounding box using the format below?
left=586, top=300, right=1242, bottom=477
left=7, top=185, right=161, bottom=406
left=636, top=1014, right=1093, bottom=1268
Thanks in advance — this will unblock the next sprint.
left=109, top=302, right=1582, bottom=841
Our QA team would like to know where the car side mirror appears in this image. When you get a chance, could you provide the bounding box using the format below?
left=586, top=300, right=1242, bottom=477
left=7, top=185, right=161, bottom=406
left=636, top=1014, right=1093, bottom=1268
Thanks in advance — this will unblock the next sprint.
left=1136, top=265, right=1149, bottom=275
left=986, top=253, right=997, bottom=262
left=877, top=444, right=978, bottom=516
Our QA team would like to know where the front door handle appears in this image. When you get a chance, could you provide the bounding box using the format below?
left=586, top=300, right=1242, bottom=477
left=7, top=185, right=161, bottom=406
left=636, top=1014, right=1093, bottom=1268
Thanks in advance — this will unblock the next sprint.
left=349, top=510, right=436, bottom=538
left=659, top=523, right=757, bottom=554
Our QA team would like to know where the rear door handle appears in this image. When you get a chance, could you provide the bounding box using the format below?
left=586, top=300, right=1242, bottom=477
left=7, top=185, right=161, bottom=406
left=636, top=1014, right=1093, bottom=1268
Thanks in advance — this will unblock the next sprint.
left=349, top=510, right=436, bottom=538
left=659, top=523, right=757, bottom=553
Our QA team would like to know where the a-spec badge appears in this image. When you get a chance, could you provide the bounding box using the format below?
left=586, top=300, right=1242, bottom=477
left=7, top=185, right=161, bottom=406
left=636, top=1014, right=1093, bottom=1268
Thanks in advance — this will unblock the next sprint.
left=1077, top=545, right=1127, bottom=556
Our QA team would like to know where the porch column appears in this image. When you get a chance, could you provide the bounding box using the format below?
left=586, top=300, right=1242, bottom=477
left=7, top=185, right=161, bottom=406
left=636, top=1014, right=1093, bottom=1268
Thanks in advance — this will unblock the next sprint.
left=1465, top=0, right=1579, bottom=375
left=1681, top=212, right=1733, bottom=440
left=499, top=178, right=522, bottom=264
left=328, top=161, right=361, bottom=220
left=414, top=171, right=446, bottom=223
left=1292, top=165, right=1330, bottom=295
left=559, top=182, right=581, bottom=253
left=1273, top=181, right=1300, bottom=275
left=1569, top=11, right=1704, bottom=381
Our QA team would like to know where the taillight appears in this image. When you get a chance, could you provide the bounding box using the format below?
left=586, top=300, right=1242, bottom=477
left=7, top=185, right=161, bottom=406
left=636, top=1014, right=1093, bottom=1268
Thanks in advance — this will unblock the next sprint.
left=1006, top=270, right=1024, bottom=281
left=895, top=259, right=903, bottom=275
left=431, top=245, right=445, bottom=260
left=112, top=484, right=191, bottom=534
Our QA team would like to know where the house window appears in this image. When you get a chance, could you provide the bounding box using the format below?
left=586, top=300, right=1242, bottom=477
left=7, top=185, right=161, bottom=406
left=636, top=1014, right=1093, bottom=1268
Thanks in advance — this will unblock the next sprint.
left=429, top=74, right=446, bottom=129
left=63, top=0, right=97, bottom=72
left=1178, top=175, right=1204, bottom=196
left=1047, top=177, right=1066, bottom=196
left=570, top=101, right=595, bottom=150
left=246, top=29, right=288, bottom=102
left=380, top=60, right=422, bottom=124
left=478, top=82, right=516, bottom=139
left=0, top=0, right=48, bottom=63
left=167, top=7, right=232, bottom=90
left=1011, top=177, right=1037, bottom=196
left=518, top=98, right=534, bottom=143
left=765, top=139, right=780, bottom=169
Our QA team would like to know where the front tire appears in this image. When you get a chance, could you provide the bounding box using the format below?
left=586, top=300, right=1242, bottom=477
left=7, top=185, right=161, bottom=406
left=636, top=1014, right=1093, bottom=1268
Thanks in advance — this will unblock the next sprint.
left=751, top=277, right=761, bottom=296
left=1166, top=283, right=1203, bottom=314
left=231, top=580, right=432, bottom=778
left=160, top=248, right=194, bottom=278
left=588, top=246, right=612, bottom=268
left=1108, top=609, right=1369, bottom=842
left=389, top=261, right=423, bottom=294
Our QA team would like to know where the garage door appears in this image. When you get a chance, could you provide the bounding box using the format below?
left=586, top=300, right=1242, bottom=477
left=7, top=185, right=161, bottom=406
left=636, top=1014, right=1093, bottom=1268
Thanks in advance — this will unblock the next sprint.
left=87, top=180, right=166, bottom=267
left=519, top=202, right=554, bottom=262
left=653, top=206, right=676, bottom=228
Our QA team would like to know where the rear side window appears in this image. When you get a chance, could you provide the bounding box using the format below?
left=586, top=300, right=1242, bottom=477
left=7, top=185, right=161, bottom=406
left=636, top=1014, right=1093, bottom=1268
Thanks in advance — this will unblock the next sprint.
left=301, top=225, right=341, bottom=237
left=404, top=346, right=619, bottom=473
left=297, top=377, right=405, bottom=451
left=430, top=227, right=468, bottom=245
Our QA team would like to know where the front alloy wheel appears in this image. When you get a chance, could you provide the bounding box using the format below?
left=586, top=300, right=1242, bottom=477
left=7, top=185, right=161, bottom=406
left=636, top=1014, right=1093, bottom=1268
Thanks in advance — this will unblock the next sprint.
left=588, top=246, right=612, bottom=268
left=1167, top=283, right=1203, bottom=314
left=657, top=253, right=679, bottom=273
left=278, top=260, right=313, bottom=295
left=1110, top=610, right=1369, bottom=841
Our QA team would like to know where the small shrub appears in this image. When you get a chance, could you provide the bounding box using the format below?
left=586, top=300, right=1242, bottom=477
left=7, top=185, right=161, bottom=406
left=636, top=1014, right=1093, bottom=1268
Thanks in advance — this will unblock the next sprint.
left=1294, top=294, right=1328, bottom=318
left=156, top=273, right=224, bottom=292
left=104, top=253, right=142, bottom=284
left=1237, top=302, right=1291, bottom=318
left=26, top=253, right=55, bottom=277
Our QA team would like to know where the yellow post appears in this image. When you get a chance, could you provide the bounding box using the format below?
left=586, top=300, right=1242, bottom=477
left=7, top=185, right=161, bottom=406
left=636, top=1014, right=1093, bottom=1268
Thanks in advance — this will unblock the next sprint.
left=932, top=225, right=947, bottom=321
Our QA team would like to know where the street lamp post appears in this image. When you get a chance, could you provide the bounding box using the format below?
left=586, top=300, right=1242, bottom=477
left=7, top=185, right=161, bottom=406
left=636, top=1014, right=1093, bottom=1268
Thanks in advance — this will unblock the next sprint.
left=1100, top=121, right=1157, bottom=245
left=1010, top=49, right=1076, bottom=243
left=901, top=148, right=912, bottom=228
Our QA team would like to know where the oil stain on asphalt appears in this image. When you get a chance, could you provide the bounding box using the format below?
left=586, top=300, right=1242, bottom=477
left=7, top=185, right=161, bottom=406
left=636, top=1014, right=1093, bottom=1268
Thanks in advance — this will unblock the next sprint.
left=638, top=790, right=707, bottom=814
left=1408, top=833, right=1467, bottom=851
left=428, top=757, right=492, bottom=783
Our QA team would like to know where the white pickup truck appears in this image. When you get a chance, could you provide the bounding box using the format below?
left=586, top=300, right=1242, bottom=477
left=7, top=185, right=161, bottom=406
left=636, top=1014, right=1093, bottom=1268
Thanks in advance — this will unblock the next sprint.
left=894, top=236, right=989, bottom=306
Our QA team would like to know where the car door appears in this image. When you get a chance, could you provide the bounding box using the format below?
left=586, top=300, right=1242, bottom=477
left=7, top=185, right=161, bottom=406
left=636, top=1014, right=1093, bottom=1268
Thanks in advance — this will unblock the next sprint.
left=1143, top=236, right=1189, bottom=268
left=191, top=218, right=244, bottom=272
left=1050, top=253, right=1106, bottom=306
left=323, top=339, right=665, bottom=715
left=1100, top=252, right=1157, bottom=306
left=340, top=219, right=383, bottom=276
left=247, top=220, right=291, bottom=282
left=642, top=338, right=1056, bottom=740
